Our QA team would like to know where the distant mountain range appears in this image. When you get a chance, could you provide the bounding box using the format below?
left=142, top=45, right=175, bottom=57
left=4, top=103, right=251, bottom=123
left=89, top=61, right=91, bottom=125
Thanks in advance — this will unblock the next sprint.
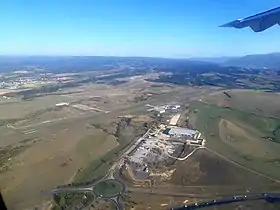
left=0, top=53, right=280, bottom=73
left=192, top=53, right=280, bottom=69
left=189, top=56, right=236, bottom=64
left=223, top=53, right=280, bottom=69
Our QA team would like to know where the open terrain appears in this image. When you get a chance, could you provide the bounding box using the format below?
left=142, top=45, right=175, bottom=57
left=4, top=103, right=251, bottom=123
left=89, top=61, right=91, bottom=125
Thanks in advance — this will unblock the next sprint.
left=86, top=199, right=117, bottom=210
left=117, top=89, right=280, bottom=210
left=0, top=73, right=212, bottom=209
left=0, top=119, right=119, bottom=209
left=2, top=56, right=280, bottom=209
left=189, top=90, right=280, bottom=181
left=203, top=89, right=280, bottom=118
left=124, top=191, right=209, bottom=210
left=170, top=149, right=278, bottom=191
left=124, top=191, right=280, bottom=210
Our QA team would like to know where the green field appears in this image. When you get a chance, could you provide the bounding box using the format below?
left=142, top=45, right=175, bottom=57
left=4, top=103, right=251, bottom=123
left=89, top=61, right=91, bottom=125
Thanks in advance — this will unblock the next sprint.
left=53, top=191, right=95, bottom=210
left=204, top=90, right=280, bottom=118
left=94, top=180, right=124, bottom=197
left=189, top=101, right=280, bottom=180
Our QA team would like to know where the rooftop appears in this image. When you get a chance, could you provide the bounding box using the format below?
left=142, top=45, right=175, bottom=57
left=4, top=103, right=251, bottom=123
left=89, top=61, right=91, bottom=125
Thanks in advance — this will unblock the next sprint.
left=168, top=127, right=197, bottom=136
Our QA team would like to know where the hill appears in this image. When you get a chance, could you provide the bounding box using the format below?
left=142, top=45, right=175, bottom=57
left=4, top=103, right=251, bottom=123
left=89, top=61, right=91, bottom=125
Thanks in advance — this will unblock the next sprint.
left=0, top=56, right=212, bottom=73
left=223, top=53, right=280, bottom=69
left=189, top=91, right=280, bottom=181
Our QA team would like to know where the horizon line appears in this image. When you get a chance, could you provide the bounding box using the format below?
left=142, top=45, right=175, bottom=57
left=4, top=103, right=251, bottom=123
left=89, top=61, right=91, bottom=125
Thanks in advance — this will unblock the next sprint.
left=0, top=52, right=279, bottom=59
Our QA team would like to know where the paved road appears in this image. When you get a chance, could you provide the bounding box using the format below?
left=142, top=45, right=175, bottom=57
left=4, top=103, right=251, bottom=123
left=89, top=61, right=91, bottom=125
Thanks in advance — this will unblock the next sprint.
left=165, top=146, right=204, bottom=161
left=172, top=193, right=280, bottom=210
left=51, top=179, right=125, bottom=198
left=52, top=187, right=93, bottom=194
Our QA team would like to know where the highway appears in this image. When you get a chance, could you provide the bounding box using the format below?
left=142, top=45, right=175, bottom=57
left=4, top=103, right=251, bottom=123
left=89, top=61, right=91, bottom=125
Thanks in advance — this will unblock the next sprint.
left=172, top=193, right=280, bottom=210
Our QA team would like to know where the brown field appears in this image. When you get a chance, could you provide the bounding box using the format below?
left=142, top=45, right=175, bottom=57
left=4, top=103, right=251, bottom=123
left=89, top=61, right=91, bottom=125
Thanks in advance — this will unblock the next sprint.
left=218, top=119, right=276, bottom=158
left=170, top=149, right=276, bottom=188
left=0, top=121, right=119, bottom=209
left=14, top=106, right=84, bottom=128
left=0, top=95, right=73, bottom=119
left=86, top=199, right=117, bottom=210
left=123, top=191, right=208, bottom=210
left=189, top=95, right=280, bottom=181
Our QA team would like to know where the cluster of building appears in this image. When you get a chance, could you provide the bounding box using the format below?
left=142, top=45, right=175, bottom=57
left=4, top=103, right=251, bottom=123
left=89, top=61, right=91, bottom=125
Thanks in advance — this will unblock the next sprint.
left=122, top=102, right=206, bottom=182
left=128, top=136, right=175, bottom=179
left=125, top=117, right=204, bottom=182
left=126, top=134, right=180, bottom=180
left=146, top=104, right=181, bottom=114
left=0, top=76, right=52, bottom=90
left=0, top=71, right=74, bottom=91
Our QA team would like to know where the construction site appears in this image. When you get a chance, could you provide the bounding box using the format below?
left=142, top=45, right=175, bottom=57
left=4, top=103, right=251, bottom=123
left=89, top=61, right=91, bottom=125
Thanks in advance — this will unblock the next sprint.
left=118, top=103, right=205, bottom=186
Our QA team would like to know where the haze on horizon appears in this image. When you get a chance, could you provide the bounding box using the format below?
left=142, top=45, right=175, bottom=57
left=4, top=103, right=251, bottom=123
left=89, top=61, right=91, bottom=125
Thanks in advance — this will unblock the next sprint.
left=0, top=0, right=280, bottom=58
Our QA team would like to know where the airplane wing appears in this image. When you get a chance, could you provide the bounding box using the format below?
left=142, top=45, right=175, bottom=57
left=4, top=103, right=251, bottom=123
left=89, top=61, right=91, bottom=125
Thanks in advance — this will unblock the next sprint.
left=220, top=6, right=280, bottom=32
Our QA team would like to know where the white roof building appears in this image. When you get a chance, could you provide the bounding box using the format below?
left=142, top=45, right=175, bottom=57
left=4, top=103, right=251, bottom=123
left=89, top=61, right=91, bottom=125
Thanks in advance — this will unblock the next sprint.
left=168, top=127, right=197, bottom=137
left=55, top=102, right=69, bottom=107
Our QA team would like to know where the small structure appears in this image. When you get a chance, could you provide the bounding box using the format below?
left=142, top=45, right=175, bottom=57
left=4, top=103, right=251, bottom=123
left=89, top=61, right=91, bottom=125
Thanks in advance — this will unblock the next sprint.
left=159, top=109, right=166, bottom=114
left=55, top=102, right=69, bottom=107
left=171, top=105, right=180, bottom=110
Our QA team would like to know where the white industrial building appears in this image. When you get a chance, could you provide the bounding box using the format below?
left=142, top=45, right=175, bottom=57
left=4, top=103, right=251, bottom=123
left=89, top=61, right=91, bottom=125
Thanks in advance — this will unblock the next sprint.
left=55, top=102, right=69, bottom=107
left=167, top=127, right=197, bottom=138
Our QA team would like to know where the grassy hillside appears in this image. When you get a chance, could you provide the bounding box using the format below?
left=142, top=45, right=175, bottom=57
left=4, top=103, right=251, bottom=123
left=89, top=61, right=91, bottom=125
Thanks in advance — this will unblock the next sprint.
left=189, top=101, right=280, bottom=180
left=203, top=90, right=280, bottom=118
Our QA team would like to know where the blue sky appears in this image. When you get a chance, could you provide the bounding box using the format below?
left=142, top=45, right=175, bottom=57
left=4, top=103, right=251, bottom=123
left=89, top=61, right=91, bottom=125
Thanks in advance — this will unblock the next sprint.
left=0, top=0, right=279, bottom=57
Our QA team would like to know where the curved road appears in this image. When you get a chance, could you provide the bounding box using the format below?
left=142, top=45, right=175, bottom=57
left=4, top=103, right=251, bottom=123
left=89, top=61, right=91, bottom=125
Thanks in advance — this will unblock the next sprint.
left=51, top=129, right=151, bottom=210
left=165, top=146, right=204, bottom=161
left=51, top=179, right=125, bottom=198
